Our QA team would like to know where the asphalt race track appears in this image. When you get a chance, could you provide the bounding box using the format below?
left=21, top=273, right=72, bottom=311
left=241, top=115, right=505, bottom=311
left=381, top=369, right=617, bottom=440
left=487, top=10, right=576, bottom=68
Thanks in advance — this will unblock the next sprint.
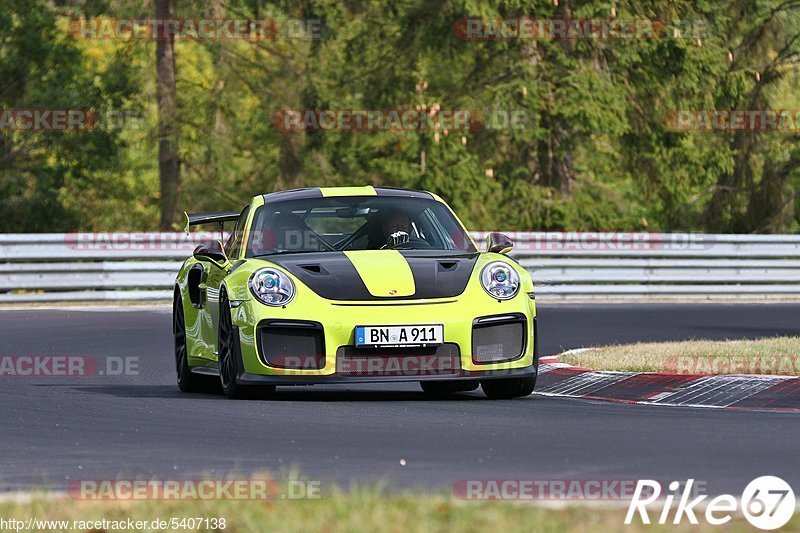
left=1, top=303, right=799, bottom=496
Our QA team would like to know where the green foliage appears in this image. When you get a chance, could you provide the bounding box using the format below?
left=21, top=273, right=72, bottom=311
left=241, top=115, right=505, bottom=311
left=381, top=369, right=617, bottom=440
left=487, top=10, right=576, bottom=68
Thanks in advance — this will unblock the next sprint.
left=1, top=0, right=799, bottom=232
left=0, top=0, right=146, bottom=231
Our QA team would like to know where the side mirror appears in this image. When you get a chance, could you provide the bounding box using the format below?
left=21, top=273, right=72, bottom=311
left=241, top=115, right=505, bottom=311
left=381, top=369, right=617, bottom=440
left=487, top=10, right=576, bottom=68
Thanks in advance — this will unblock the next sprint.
left=193, top=240, right=228, bottom=268
left=486, top=232, right=513, bottom=254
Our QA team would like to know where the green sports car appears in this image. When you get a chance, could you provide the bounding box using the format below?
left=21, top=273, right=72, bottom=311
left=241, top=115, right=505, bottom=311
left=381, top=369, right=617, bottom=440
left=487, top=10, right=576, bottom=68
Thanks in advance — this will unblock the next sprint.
left=173, top=186, right=538, bottom=399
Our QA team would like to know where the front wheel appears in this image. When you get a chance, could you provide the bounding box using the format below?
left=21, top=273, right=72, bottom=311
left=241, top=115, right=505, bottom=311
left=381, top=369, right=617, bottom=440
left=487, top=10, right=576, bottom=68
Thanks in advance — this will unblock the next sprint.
left=218, top=290, right=244, bottom=398
left=481, top=375, right=536, bottom=400
left=218, top=290, right=274, bottom=399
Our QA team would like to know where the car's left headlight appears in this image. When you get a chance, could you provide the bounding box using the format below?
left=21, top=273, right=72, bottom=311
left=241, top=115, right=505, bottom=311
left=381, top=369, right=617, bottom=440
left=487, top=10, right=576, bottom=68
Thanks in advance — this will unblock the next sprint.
left=249, top=268, right=295, bottom=306
left=480, top=261, right=520, bottom=300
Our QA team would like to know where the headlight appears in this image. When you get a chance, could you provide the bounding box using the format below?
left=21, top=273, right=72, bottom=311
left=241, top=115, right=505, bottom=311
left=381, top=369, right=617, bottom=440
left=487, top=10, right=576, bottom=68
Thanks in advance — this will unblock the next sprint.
left=480, top=261, right=520, bottom=300
left=249, top=268, right=295, bottom=306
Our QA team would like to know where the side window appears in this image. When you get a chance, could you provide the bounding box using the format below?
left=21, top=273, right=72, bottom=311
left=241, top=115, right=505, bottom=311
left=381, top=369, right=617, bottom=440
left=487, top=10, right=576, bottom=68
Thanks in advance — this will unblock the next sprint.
left=224, top=206, right=250, bottom=259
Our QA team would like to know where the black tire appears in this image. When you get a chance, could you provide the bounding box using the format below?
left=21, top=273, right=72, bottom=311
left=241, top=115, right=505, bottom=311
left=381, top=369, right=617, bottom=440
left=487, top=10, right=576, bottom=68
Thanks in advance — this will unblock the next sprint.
left=420, top=380, right=479, bottom=395
left=218, top=289, right=275, bottom=399
left=481, top=374, right=537, bottom=400
left=174, top=289, right=218, bottom=393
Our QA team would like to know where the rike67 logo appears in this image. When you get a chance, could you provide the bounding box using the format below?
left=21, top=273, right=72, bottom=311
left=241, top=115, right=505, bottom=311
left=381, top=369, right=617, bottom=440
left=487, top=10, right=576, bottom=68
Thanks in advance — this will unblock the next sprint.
left=626, top=477, right=795, bottom=530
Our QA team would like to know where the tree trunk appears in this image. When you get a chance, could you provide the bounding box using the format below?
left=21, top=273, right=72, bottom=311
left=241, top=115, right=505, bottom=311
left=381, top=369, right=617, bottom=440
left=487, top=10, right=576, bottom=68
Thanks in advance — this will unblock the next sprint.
left=155, top=0, right=180, bottom=230
left=534, top=0, right=576, bottom=194
left=537, top=88, right=575, bottom=194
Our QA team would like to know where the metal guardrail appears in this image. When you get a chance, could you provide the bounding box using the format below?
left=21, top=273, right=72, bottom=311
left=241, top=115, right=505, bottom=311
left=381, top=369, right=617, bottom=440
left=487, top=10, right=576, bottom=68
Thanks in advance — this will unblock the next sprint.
left=2, top=232, right=800, bottom=302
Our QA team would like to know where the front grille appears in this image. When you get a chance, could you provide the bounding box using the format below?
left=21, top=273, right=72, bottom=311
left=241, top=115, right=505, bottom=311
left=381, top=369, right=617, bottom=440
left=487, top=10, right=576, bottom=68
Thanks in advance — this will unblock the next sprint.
left=472, top=314, right=526, bottom=364
left=336, top=343, right=461, bottom=376
left=257, top=320, right=325, bottom=369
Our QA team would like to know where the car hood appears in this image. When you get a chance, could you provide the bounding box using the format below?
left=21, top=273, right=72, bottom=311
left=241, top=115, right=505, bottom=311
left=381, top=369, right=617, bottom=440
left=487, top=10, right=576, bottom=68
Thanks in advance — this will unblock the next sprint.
left=261, top=250, right=479, bottom=301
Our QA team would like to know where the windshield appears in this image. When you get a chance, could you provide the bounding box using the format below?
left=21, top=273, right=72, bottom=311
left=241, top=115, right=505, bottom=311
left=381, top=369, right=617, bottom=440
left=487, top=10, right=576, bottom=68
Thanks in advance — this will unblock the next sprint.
left=246, top=196, right=477, bottom=256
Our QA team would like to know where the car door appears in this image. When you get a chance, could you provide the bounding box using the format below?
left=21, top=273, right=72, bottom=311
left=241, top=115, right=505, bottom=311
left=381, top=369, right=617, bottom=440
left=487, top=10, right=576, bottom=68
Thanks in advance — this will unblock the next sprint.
left=203, top=206, right=249, bottom=359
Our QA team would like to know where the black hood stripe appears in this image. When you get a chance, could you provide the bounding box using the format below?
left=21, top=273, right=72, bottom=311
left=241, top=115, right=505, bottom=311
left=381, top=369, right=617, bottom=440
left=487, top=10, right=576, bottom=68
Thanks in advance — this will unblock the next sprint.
left=267, top=251, right=478, bottom=301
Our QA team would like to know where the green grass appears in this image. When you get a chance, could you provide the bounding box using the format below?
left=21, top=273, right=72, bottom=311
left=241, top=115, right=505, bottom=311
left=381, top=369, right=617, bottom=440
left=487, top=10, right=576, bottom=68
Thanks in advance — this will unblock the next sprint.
left=1, top=488, right=796, bottom=532
left=559, top=336, right=800, bottom=374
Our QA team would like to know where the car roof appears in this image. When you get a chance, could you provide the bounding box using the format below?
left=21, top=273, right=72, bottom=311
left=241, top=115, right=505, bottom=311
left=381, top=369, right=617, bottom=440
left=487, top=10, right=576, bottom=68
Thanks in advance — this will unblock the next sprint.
left=261, top=186, right=436, bottom=204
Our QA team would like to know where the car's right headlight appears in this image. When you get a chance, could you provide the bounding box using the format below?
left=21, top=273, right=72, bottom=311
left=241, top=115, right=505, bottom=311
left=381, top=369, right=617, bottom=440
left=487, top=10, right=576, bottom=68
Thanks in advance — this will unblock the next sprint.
left=480, top=261, right=520, bottom=300
left=249, top=268, right=295, bottom=306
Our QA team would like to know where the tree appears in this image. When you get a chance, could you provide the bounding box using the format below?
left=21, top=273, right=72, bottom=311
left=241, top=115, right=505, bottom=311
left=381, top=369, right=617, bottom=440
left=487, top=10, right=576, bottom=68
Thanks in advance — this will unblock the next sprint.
left=0, top=0, right=136, bottom=231
left=155, top=0, right=180, bottom=229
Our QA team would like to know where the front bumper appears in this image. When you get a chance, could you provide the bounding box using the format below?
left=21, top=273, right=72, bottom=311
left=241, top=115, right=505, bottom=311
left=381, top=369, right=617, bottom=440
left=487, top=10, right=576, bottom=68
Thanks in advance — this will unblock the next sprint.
left=230, top=292, right=537, bottom=383
left=236, top=365, right=537, bottom=385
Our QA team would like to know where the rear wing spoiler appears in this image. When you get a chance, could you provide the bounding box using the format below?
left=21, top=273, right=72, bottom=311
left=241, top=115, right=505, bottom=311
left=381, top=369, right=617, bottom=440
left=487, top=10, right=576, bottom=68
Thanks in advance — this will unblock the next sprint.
left=183, top=211, right=240, bottom=234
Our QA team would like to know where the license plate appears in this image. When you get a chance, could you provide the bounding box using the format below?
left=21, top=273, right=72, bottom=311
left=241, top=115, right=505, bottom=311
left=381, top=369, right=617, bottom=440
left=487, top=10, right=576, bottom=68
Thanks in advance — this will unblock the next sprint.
left=355, top=325, right=443, bottom=347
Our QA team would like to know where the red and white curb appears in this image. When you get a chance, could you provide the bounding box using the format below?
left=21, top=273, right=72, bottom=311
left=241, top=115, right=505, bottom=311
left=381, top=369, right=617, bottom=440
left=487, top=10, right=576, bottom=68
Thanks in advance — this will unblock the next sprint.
left=536, top=353, right=800, bottom=411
